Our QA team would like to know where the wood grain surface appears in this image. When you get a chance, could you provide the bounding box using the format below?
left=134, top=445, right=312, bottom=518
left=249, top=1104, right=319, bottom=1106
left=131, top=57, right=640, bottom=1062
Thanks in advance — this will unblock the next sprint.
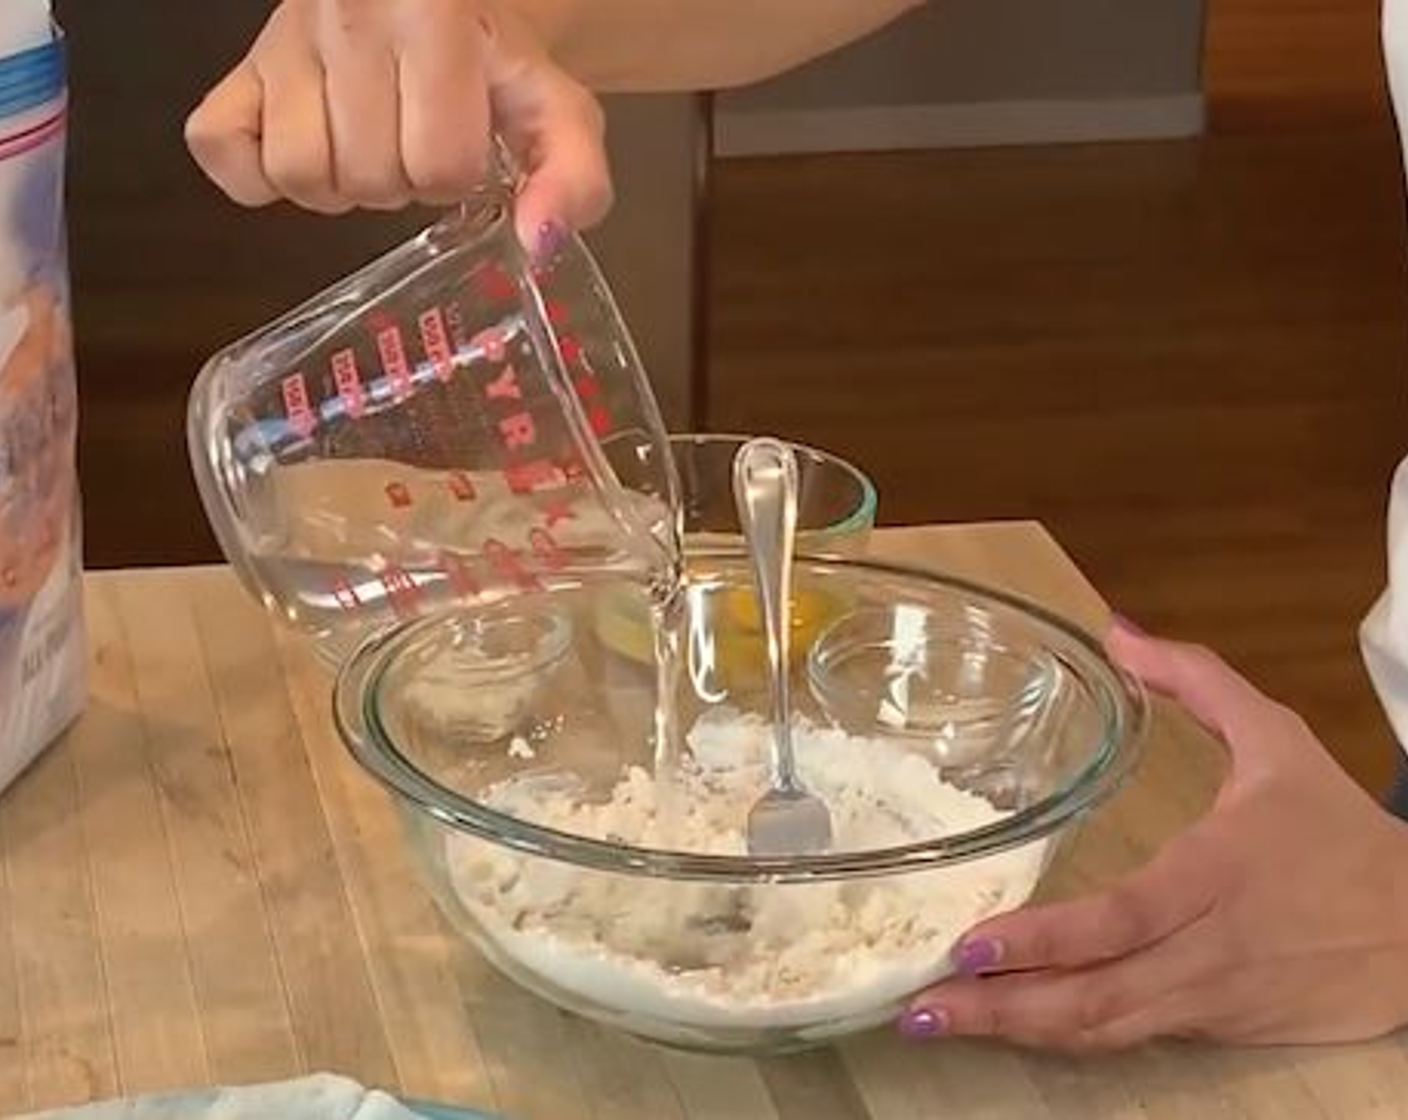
left=2, top=524, right=1403, bottom=1119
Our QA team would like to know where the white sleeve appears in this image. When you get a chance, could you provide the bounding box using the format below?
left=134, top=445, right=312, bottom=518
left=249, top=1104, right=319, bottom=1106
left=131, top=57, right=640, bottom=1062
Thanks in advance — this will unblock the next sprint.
left=1361, top=458, right=1408, bottom=753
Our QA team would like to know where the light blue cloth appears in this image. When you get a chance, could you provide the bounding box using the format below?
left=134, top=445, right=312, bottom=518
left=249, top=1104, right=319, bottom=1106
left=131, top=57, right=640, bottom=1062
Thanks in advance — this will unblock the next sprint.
left=19, top=1074, right=493, bottom=1120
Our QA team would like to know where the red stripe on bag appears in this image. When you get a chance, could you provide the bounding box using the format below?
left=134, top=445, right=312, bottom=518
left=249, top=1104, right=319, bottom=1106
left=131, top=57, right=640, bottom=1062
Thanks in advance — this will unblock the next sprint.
left=0, top=106, right=64, bottom=162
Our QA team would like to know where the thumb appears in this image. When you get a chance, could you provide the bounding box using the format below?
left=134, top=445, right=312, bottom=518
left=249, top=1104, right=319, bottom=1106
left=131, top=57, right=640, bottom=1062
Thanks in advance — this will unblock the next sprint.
left=481, top=9, right=614, bottom=255
left=1105, top=618, right=1276, bottom=746
left=185, top=60, right=278, bottom=207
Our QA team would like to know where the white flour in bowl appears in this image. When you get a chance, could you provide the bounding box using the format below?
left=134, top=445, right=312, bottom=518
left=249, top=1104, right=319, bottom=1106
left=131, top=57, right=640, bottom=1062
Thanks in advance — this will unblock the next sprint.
left=445, top=711, right=1049, bottom=1033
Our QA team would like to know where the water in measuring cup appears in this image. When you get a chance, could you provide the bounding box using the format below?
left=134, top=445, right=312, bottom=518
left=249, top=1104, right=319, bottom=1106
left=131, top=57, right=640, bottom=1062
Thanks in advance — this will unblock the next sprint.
left=212, top=280, right=685, bottom=658
left=242, top=452, right=681, bottom=668
left=204, top=245, right=699, bottom=779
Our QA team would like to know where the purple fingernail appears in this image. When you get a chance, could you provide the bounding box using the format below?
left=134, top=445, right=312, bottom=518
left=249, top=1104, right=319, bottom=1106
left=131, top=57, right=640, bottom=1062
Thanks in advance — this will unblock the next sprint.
left=953, top=937, right=1002, bottom=975
left=534, top=220, right=566, bottom=264
left=897, top=1006, right=949, bottom=1039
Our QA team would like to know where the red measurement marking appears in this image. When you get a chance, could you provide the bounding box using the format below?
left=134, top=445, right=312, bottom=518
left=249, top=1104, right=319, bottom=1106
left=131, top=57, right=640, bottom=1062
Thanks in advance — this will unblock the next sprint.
left=440, top=552, right=482, bottom=596
left=418, top=307, right=455, bottom=382
left=281, top=373, right=317, bottom=438
left=545, top=299, right=568, bottom=326
left=469, top=326, right=508, bottom=363
left=559, top=334, right=583, bottom=367
left=331, top=349, right=364, bottom=418
left=473, top=265, right=517, bottom=302
left=529, top=528, right=569, bottom=571
left=380, top=566, right=420, bottom=615
left=377, top=323, right=413, bottom=400
left=446, top=470, right=476, bottom=501
left=484, top=365, right=522, bottom=401
left=484, top=538, right=541, bottom=591
left=385, top=481, right=413, bottom=509
left=540, top=497, right=577, bottom=528
left=573, top=372, right=600, bottom=400
left=504, top=458, right=561, bottom=494
left=332, top=577, right=361, bottom=611
left=499, top=411, right=536, bottom=450
left=586, top=404, right=613, bottom=437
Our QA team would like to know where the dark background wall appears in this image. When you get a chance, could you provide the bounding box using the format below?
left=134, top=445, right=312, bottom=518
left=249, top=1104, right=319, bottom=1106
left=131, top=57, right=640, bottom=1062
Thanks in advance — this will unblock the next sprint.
left=59, top=1, right=434, bottom=565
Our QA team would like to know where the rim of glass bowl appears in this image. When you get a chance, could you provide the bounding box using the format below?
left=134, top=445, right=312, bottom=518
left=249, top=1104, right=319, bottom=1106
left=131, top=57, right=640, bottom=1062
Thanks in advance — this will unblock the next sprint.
left=669, top=432, right=879, bottom=550
left=805, top=604, right=1060, bottom=739
left=332, top=552, right=1148, bottom=885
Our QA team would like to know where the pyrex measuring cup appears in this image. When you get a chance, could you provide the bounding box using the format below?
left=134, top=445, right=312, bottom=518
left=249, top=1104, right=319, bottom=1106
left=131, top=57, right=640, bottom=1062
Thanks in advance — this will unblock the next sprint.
left=188, top=167, right=681, bottom=666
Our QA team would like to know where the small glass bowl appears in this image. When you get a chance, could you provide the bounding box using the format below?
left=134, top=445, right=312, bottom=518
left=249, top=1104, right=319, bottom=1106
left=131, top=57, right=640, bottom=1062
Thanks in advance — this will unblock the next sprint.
left=663, top=433, right=876, bottom=555
left=334, top=554, right=1145, bottom=1055
left=393, top=598, right=574, bottom=745
left=807, top=603, right=1059, bottom=786
left=592, top=433, right=877, bottom=678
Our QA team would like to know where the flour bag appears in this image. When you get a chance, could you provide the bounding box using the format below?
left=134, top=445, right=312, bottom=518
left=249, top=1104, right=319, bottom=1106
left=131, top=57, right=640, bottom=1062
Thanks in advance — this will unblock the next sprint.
left=0, top=3, right=84, bottom=792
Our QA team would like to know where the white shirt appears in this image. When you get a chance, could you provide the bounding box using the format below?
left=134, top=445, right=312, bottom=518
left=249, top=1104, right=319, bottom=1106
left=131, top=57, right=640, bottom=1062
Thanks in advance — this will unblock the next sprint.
left=1361, top=1, right=1408, bottom=750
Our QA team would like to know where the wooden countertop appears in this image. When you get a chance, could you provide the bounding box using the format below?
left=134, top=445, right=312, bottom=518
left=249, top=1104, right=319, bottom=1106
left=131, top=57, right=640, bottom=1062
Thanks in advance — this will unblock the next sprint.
left=2, top=522, right=1404, bottom=1119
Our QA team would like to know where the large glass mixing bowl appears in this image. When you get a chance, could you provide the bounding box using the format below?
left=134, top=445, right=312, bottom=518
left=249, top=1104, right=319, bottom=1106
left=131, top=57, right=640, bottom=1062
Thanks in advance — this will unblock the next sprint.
left=333, top=554, right=1146, bottom=1055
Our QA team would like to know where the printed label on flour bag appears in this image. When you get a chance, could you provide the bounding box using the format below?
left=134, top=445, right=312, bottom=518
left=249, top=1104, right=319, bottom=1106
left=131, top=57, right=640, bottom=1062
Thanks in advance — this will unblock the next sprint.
left=0, top=5, right=85, bottom=793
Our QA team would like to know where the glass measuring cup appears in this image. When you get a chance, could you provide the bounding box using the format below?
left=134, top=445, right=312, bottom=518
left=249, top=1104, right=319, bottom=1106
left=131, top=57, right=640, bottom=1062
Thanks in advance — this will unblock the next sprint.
left=188, top=165, right=682, bottom=666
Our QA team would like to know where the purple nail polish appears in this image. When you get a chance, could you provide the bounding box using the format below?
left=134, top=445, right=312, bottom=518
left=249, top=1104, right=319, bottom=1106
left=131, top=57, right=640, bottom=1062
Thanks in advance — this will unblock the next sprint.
left=534, top=220, right=565, bottom=264
left=953, top=937, right=1002, bottom=975
left=898, top=1006, right=949, bottom=1039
